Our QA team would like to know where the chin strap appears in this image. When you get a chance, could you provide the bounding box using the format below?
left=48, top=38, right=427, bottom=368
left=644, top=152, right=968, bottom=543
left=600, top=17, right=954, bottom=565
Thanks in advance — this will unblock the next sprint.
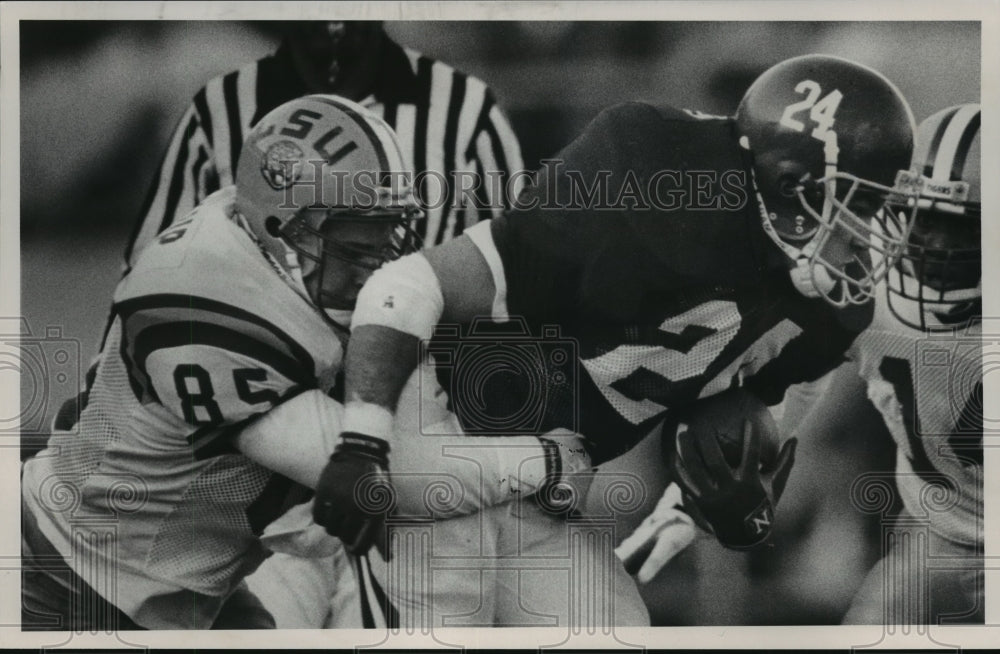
left=750, top=180, right=828, bottom=299
left=819, top=131, right=840, bottom=226
left=748, top=140, right=857, bottom=305
left=887, top=267, right=982, bottom=331
left=788, top=260, right=836, bottom=299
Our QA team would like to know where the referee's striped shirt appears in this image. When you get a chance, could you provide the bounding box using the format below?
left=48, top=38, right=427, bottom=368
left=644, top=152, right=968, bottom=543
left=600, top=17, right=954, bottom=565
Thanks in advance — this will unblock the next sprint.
left=125, top=38, right=524, bottom=267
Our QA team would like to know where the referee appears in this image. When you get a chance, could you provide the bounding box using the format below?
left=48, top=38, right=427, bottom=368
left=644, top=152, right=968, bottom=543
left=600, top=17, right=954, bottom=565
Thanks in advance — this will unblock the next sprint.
left=46, top=21, right=524, bottom=437
left=125, top=21, right=524, bottom=267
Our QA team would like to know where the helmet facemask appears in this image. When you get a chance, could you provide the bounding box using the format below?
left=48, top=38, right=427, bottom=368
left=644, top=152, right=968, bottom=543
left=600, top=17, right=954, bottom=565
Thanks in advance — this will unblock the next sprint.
left=884, top=103, right=982, bottom=331
left=279, top=195, right=423, bottom=324
left=752, top=130, right=918, bottom=308
left=886, top=173, right=981, bottom=330
left=794, top=168, right=915, bottom=307
left=755, top=165, right=916, bottom=308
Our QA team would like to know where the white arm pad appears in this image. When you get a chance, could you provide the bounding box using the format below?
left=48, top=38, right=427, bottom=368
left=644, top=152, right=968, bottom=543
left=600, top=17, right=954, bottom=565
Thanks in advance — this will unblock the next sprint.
left=351, top=252, right=445, bottom=341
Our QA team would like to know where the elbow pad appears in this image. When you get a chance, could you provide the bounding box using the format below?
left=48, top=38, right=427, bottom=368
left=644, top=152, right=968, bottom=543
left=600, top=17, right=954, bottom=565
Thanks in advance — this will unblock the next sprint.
left=352, top=253, right=445, bottom=341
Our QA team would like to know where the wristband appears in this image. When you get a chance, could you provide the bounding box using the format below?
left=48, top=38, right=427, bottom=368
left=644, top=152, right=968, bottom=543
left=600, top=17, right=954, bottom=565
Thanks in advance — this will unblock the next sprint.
left=334, top=432, right=390, bottom=462
left=538, top=437, right=562, bottom=483
left=342, top=402, right=395, bottom=442
left=535, top=436, right=575, bottom=515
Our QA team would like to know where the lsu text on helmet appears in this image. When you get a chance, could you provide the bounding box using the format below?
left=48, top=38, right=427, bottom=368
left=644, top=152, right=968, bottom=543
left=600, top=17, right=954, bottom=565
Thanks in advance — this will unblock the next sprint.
left=887, top=103, right=981, bottom=331
left=235, top=94, right=423, bottom=324
left=736, top=54, right=917, bottom=307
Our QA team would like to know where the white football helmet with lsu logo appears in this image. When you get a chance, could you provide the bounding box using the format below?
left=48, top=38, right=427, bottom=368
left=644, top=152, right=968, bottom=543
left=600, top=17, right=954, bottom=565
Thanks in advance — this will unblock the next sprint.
left=235, top=94, right=423, bottom=325
left=887, top=103, right=981, bottom=331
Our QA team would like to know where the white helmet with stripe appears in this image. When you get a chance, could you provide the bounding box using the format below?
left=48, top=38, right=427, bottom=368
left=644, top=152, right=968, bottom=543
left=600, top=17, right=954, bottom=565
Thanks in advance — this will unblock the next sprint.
left=235, top=94, right=422, bottom=324
left=887, top=103, right=980, bottom=330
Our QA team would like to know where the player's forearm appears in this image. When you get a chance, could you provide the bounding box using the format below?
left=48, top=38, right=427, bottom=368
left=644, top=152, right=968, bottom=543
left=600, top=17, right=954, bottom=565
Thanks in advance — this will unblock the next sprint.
left=342, top=325, right=421, bottom=440
left=471, top=432, right=591, bottom=510
left=343, top=240, right=497, bottom=441
left=343, top=253, right=446, bottom=440
left=235, top=389, right=343, bottom=488
left=389, top=417, right=591, bottom=516
left=235, top=388, right=573, bottom=512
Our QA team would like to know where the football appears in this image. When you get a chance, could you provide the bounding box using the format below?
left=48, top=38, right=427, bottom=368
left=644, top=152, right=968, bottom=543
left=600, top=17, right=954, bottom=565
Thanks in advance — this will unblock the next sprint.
left=672, top=388, right=781, bottom=468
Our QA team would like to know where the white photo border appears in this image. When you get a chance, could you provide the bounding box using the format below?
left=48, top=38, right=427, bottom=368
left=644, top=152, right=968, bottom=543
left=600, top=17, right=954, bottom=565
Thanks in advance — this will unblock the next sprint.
left=2, top=1, right=997, bottom=650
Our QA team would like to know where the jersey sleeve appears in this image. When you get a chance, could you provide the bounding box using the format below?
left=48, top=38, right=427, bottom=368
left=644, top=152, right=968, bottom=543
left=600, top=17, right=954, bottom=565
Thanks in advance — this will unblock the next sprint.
left=115, top=297, right=315, bottom=457
left=124, top=89, right=218, bottom=268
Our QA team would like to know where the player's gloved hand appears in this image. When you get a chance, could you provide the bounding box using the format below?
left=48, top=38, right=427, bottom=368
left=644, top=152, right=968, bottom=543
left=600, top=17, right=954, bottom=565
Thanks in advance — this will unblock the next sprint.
left=532, top=428, right=594, bottom=516
left=312, top=432, right=394, bottom=555
left=615, top=482, right=696, bottom=584
left=672, top=419, right=796, bottom=549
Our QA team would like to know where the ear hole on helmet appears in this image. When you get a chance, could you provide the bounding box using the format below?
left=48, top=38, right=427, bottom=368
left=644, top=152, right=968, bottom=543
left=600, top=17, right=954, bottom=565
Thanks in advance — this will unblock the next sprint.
left=265, top=216, right=283, bottom=238
left=778, top=174, right=803, bottom=198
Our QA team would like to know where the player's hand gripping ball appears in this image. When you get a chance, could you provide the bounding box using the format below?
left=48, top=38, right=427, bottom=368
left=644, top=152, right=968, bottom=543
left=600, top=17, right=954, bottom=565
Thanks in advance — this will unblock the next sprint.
left=667, top=388, right=797, bottom=549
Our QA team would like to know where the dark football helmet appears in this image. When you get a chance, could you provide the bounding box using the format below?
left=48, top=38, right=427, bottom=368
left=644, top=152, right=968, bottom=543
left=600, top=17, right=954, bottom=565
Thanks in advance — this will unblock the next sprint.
left=736, top=54, right=917, bottom=307
left=887, top=103, right=981, bottom=331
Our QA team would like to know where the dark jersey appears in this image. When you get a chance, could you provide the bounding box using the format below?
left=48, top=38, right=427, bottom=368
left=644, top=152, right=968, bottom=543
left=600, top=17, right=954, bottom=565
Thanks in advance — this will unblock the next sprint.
left=462, top=102, right=872, bottom=463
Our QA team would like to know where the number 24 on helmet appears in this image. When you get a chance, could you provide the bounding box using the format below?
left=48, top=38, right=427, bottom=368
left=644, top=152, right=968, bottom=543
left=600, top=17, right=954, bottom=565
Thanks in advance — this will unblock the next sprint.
left=736, top=54, right=920, bottom=307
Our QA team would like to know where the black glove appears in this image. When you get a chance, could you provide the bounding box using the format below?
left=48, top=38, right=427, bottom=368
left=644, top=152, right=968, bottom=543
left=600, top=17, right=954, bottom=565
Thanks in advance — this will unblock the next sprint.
left=312, top=432, right=393, bottom=555
left=672, top=419, right=796, bottom=549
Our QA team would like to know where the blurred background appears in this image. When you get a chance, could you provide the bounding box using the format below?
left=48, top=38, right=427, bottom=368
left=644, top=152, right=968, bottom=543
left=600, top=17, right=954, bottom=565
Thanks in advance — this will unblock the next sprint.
left=18, top=20, right=980, bottom=626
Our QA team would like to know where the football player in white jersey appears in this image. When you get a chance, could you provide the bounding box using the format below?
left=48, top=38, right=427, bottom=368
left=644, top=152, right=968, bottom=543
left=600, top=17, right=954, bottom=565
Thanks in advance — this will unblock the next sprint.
left=20, top=94, right=587, bottom=630
left=842, top=103, right=983, bottom=624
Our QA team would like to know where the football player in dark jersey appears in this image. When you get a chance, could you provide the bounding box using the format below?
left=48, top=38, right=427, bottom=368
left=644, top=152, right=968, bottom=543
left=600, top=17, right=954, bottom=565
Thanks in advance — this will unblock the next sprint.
left=312, top=55, right=920, bottom=624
